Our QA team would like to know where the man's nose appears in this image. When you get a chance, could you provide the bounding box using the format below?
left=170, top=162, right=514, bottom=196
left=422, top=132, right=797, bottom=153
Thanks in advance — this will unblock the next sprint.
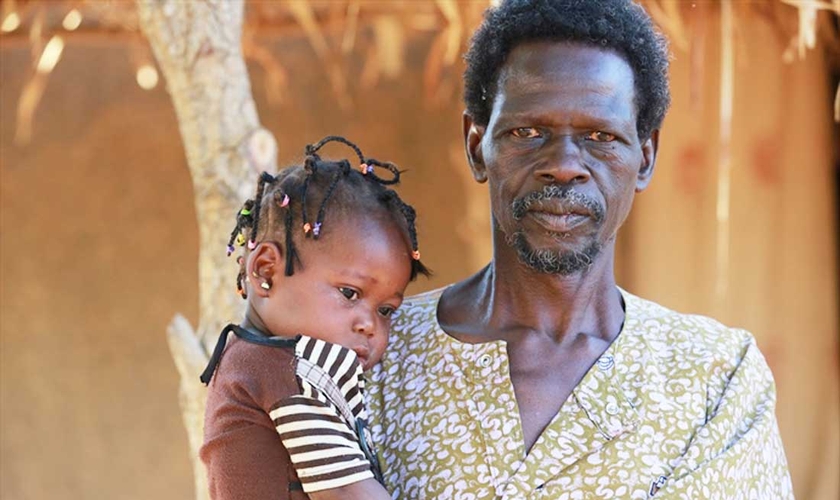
left=533, top=135, right=590, bottom=185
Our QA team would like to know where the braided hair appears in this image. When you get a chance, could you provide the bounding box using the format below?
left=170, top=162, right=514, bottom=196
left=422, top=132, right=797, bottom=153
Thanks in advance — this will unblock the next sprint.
left=227, top=135, right=431, bottom=299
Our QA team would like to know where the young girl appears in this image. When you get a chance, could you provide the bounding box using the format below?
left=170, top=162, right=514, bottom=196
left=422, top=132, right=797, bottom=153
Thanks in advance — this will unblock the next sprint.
left=198, top=136, right=429, bottom=500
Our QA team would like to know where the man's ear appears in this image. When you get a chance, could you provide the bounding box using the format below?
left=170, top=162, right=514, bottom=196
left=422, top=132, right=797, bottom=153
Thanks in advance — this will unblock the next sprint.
left=246, top=241, right=285, bottom=297
left=636, top=129, right=659, bottom=192
left=463, top=112, right=488, bottom=183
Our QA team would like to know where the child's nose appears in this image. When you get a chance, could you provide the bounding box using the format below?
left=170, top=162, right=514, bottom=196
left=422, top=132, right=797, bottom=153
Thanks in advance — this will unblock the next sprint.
left=352, top=310, right=376, bottom=336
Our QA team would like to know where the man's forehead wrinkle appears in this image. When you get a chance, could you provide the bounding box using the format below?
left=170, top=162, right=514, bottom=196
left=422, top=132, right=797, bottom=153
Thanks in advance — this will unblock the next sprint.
left=491, top=44, right=637, bottom=127
left=498, top=42, right=635, bottom=92
left=493, top=80, right=635, bottom=126
left=502, top=64, right=632, bottom=97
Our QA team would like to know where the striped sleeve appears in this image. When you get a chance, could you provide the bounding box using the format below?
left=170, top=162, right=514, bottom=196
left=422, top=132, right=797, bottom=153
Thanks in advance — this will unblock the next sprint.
left=271, top=395, right=373, bottom=492
left=294, top=335, right=368, bottom=423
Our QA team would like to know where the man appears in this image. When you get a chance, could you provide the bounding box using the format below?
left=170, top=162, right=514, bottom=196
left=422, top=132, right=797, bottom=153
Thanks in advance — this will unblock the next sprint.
left=368, top=1, right=794, bottom=498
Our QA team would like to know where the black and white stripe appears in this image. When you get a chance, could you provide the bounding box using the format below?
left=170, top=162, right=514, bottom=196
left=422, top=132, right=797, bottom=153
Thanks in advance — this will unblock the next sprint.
left=271, top=336, right=375, bottom=493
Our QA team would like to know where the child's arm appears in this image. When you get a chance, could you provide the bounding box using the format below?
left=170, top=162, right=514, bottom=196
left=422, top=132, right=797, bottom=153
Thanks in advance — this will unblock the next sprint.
left=274, top=336, right=391, bottom=498
left=307, top=478, right=392, bottom=500
left=274, top=395, right=392, bottom=499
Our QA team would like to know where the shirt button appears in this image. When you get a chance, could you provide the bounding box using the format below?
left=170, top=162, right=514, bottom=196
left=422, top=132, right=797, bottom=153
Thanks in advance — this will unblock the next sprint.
left=597, top=355, right=615, bottom=371
left=606, top=402, right=620, bottom=415
left=478, top=354, right=492, bottom=367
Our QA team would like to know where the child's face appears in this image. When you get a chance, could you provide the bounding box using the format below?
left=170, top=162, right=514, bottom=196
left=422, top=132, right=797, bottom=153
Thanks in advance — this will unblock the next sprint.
left=250, top=213, right=413, bottom=370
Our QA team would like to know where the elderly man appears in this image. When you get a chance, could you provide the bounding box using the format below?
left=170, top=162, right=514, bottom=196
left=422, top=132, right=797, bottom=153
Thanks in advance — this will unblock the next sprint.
left=368, top=1, right=793, bottom=499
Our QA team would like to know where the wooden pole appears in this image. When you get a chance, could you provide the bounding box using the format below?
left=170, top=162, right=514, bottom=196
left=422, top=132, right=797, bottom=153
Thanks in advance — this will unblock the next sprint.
left=136, top=1, right=278, bottom=497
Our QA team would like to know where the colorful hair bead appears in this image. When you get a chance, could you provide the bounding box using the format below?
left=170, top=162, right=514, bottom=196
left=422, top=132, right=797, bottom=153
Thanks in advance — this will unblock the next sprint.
left=303, top=222, right=312, bottom=234
left=412, top=250, right=421, bottom=260
left=240, top=207, right=252, bottom=216
left=279, top=193, right=290, bottom=207
left=236, top=233, right=246, bottom=246
left=360, top=163, right=373, bottom=175
left=312, top=222, right=322, bottom=237
left=247, top=240, right=257, bottom=250
left=226, top=244, right=235, bottom=256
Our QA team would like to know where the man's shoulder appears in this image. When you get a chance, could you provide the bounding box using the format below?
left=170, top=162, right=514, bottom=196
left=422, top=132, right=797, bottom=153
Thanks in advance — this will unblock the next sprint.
left=621, top=289, right=757, bottom=366
left=621, top=289, right=776, bottom=411
left=374, top=287, right=447, bottom=372
left=402, top=287, right=446, bottom=309
left=391, top=287, right=446, bottom=333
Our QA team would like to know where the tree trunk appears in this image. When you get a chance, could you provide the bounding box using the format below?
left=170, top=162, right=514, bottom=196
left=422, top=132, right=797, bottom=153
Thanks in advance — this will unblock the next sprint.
left=136, top=1, right=277, bottom=498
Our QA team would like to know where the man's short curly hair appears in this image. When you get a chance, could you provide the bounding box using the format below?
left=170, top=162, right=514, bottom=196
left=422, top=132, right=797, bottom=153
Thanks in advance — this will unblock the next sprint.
left=464, top=0, right=671, bottom=140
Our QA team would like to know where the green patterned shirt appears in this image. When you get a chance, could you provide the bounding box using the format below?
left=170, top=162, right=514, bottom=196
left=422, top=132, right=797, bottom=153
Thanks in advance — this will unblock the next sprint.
left=368, top=287, right=793, bottom=499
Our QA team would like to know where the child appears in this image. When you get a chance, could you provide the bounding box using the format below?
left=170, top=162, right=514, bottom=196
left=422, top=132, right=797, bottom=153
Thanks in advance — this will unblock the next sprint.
left=198, top=136, right=429, bottom=500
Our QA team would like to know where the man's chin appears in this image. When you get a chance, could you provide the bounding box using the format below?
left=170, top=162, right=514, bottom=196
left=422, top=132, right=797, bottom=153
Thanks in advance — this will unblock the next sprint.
left=510, top=233, right=602, bottom=275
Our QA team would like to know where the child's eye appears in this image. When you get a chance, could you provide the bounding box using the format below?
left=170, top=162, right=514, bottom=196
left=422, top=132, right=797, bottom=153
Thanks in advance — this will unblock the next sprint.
left=338, top=287, right=359, bottom=301
left=377, top=306, right=396, bottom=318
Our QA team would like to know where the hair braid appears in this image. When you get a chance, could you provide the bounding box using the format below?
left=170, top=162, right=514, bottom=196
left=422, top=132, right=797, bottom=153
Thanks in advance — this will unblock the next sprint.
left=283, top=205, right=297, bottom=276
left=361, top=158, right=401, bottom=185
left=226, top=135, right=430, bottom=299
left=226, top=199, right=256, bottom=255
left=378, top=190, right=430, bottom=279
left=300, top=156, right=317, bottom=237
left=235, top=267, right=247, bottom=299
left=249, top=172, right=275, bottom=247
left=307, top=135, right=365, bottom=165
left=313, top=161, right=351, bottom=238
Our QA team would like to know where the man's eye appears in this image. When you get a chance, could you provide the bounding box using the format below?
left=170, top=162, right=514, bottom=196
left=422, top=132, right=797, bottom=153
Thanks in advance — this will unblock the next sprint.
left=586, top=131, right=616, bottom=142
left=511, top=127, right=542, bottom=139
left=339, top=287, right=359, bottom=301
left=378, top=306, right=396, bottom=318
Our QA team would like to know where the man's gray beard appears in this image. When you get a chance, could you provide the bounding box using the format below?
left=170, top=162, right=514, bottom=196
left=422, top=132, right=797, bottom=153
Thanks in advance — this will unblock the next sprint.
left=508, top=231, right=602, bottom=275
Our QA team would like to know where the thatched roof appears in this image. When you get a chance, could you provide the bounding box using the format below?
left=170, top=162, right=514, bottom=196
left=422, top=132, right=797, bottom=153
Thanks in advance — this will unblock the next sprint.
left=2, top=0, right=839, bottom=145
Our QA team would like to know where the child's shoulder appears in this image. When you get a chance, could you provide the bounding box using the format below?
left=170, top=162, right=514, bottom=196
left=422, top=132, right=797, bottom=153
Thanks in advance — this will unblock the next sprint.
left=219, top=335, right=296, bottom=368
left=210, top=336, right=298, bottom=403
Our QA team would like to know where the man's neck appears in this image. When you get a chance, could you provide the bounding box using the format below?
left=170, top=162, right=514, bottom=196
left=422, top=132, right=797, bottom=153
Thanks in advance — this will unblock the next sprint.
left=440, top=240, right=624, bottom=347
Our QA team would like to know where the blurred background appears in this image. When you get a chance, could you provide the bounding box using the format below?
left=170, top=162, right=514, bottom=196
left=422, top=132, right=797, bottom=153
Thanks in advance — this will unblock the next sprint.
left=1, top=1, right=838, bottom=499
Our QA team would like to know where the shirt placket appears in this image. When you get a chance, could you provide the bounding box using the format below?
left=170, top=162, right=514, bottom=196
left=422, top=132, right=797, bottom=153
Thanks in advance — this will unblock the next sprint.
left=459, top=341, right=526, bottom=499
left=500, top=351, right=640, bottom=499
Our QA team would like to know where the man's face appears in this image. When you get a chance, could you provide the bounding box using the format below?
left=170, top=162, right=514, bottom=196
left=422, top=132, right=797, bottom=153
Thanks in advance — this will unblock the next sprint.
left=465, top=42, right=657, bottom=275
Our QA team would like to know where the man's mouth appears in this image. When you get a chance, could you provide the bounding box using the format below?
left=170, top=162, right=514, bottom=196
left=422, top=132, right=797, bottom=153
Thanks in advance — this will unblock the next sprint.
left=528, top=210, right=589, bottom=232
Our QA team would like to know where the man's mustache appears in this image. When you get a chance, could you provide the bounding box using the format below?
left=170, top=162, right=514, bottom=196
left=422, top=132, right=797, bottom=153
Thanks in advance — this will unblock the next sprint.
left=511, top=185, right=605, bottom=223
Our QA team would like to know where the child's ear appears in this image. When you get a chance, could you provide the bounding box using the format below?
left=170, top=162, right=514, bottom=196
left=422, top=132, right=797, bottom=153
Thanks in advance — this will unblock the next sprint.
left=247, top=241, right=285, bottom=296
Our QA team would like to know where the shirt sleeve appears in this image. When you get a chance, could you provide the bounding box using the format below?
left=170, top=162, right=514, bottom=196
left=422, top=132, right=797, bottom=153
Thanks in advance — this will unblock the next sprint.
left=272, top=395, right=374, bottom=493
left=271, top=336, right=376, bottom=493
left=655, top=341, right=794, bottom=499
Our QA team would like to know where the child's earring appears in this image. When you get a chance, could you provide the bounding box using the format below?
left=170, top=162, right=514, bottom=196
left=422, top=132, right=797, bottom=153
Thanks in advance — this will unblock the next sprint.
left=251, top=270, right=271, bottom=290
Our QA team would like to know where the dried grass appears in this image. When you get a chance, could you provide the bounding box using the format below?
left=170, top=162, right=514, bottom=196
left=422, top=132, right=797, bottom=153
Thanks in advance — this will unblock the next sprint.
left=3, top=0, right=839, bottom=145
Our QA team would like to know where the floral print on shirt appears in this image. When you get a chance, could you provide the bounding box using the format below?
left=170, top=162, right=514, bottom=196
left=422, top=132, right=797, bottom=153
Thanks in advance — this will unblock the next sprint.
left=368, top=287, right=793, bottom=500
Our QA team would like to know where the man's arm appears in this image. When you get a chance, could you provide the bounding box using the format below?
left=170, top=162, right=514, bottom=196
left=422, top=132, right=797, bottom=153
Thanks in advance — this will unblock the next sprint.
left=656, top=342, right=794, bottom=499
